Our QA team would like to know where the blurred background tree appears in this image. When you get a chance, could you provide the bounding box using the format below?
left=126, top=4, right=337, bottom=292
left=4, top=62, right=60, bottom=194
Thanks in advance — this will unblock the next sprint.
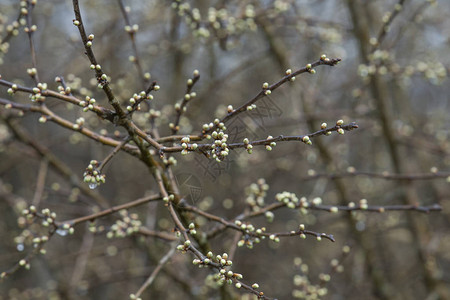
left=0, top=0, right=449, bottom=299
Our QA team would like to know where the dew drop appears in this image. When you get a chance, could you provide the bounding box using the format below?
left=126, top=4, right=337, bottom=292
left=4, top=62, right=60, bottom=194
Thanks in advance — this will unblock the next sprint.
left=356, top=220, right=366, bottom=231
left=17, top=243, right=25, bottom=252
left=56, top=229, right=68, bottom=236
left=88, top=183, right=98, bottom=190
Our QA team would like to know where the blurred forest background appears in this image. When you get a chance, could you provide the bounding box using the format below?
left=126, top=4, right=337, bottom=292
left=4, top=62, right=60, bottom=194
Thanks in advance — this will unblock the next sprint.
left=0, top=0, right=449, bottom=299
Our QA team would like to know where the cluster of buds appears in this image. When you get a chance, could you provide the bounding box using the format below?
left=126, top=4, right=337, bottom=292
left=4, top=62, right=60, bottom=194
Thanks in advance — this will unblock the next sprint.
left=264, top=211, right=274, bottom=222
left=162, top=156, right=177, bottom=166
left=319, top=122, right=332, bottom=136
left=171, top=1, right=194, bottom=18
left=329, top=245, right=350, bottom=273
left=262, top=82, right=272, bottom=95
left=85, top=33, right=94, bottom=48
left=17, top=206, right=74, bottom=256
left=192, top=251, right=233, bottom=268
left=145, top=108, right=161, bottom=122
left=173, top=90, right=196, bottom=114
left=171, top=2, right=214, bottom=38
left=273, top=0, right=291, bottom=12
left=292, top=274, right=328, bottom=298
left=175, top=2, right=261, bottom=41
left=330, top=258, right=345, bottom=273
left=201, top=121, right=215, bottom=135
left=407, top=60, right=447, bottom=85
left=55, top=223, right=75, bottom=236
left=368, top=49, right=391, bottom=63
left=183, top=91, right=197, bottom=102
left=302, top=135, right=312, bottom=145
left=209, top=120, right=229, bottom=162
left=275, top=191, right=300, bottom=209
left=15, top=206, right=52, bottom=253
left=127, top=90, right=154, bottom=113
left=88, top=221, right=106, bottom=234
left=286, top=68, right=296, bottom=82
left=357, top=63, right=377, bottom=78
left=346, top=198, right=369, bottom=210
left=19, top=0, right=34, bottom=15
left=22, top=205, right=74, bottom=233
left=245, top=178, right=269, bottom=208
left=242, top=138, right=253, bottom=154
left=275, top=192, right=310, bottom=214
left=106, top=210, right=142, bottom=239
left=305, top=196, right=341, bottom=213
left=22, top=207, right=58, bottom=228
left=29, top=83, right=47, bottom=102
left=83, top=160, right=105, bottom=189
left=212, top=256, right=241, bottom=286
left=5, top=20, right=20, bottom=37
left=176, top=239, right=192, bottom=253
left=246, top=103, right=257, bottom=111
left=124, top=24, right=139, bottom=34
left=335, top=119, right=345, bottom=135
left=193, top=251, right=242, bottom=286
left=27, top=68, right=37, bottom=78
left=79, top=96, right=97, bottom=112
left=97, top=73, right=109, bottom=89
left=265, top=135, right=277, bottom=151
left=17, top=258, right=31, bottom=271
left=180, top=136, right=198, bottom=155
left=55, top=77, right=73, bottom=95
left=89, top=63, right=102, bottom=72
left=235, top=220, right=266, bottom=248
left=186, top=69, right=199, bottom=87
left=269, top=234, right=280, bottom=243
left=162, top=194, right=175, bottom=206
left=7, top=83, right=18, bottom=95
left=320, top=53, right=331, bottom=63
left=292, top=257, right=330, bottom=299
left=72, top=117, right=85, bottom=130
left=187, top=223, right=197, bottom=235
left=292, top=245, right=349, bottom=299
left=298, top=224, right=307, bottom=240
left=306, top=63, right=316, bottom=74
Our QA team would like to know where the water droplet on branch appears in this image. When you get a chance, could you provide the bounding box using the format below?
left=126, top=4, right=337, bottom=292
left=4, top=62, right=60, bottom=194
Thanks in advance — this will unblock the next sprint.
left=17, top=243, right=25, bottom=251
left=56, top=229, right=68, bottom=236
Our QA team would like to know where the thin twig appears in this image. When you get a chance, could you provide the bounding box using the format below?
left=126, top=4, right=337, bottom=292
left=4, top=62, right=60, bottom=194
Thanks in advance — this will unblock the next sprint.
left=58, top=194, right=161, bottom=226
left=181, top=202, right=335, bottom=242
left=98, top=137, right=131, bottom=173
left=31, top=158, right=48, bottom=206
left=203, top=57, right=341, bottom=135
left=371, top=0, right=406, bottom=51
left=69, top=227, right=95, bottom=296
left=117, top=0, right=147, bottom=85
left=138, top=227, right=177, bottom=241
left=0, top=98, right=140, bottom=156
left=134, top=243, right=177, bottom=298
left=72, top=0, right=126, bottom=119
left=162, top=122, right=358, bottom=153
left=300, top=171, right=450, bottom=181
left=171, top=72, right=200, bottom=134
left=24, top=1, right=40, bottom=84
left=2, top=116, right=110, bottom=208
